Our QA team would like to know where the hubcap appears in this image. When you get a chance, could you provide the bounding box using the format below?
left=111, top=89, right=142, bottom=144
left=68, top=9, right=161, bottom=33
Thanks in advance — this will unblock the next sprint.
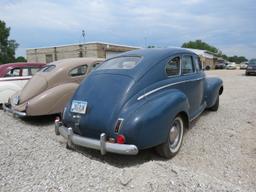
left=169, top=118, right=182, bottom=151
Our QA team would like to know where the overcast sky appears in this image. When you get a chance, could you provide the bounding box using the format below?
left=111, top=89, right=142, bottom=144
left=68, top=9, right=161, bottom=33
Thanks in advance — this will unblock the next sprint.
left=0, top=0, right=255, bottom=59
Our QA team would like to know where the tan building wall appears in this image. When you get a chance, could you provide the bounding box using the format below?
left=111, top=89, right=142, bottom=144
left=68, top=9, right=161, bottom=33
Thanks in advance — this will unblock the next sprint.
left=27, top=42, right=139, bottom=63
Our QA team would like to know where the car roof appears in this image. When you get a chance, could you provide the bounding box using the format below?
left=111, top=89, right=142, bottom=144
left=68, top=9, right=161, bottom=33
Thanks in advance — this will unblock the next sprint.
left=95, top=48, right=197, bottom=78
left=0, top=62, right=45, bottom=69
left=47, top=57, right=104, bottom=69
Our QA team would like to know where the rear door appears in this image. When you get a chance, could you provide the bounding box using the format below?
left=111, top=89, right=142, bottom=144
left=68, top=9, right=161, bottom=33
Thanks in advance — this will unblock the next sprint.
left=177, top=54, right=205, bottom=118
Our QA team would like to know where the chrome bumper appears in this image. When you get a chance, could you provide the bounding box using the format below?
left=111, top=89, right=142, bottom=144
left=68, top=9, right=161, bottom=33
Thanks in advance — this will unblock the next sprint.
left=2, top=103, right=27, bottom=117
left=55, top=121, right=139, bottom=155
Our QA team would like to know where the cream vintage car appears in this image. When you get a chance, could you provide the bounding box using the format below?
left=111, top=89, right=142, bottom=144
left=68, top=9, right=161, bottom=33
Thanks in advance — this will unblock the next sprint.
left=3, top=58, right=103, bottom=117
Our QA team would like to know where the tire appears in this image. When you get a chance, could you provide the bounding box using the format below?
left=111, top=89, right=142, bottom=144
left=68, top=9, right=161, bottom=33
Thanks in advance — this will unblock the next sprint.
left=156, top=116, right=184, bottom=159
left=209, top=95, right=219, bottom=111
left=246, top=72, right=249, bottom=76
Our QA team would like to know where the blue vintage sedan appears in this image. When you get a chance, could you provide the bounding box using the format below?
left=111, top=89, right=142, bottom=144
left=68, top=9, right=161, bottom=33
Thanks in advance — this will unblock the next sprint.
left=55, top=48, right=223, bottom=158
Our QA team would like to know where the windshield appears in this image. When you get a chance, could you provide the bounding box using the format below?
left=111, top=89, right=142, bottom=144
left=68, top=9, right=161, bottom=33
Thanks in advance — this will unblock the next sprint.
left=97, top=56, right=142, bottom=70
left=249, top=59, right=256, bottom=66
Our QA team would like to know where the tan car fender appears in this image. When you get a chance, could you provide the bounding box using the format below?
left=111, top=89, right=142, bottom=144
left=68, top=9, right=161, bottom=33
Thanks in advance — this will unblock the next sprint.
left=26, top=83, right=79, bottom=116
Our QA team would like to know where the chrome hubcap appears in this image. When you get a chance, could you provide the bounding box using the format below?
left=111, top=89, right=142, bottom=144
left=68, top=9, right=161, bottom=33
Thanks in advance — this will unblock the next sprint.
left=169, top=119, right=181, bottom=149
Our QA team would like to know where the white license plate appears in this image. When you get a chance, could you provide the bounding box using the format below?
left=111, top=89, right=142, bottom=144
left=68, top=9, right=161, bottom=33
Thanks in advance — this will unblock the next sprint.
left=70, top=100, right=87, bottom=114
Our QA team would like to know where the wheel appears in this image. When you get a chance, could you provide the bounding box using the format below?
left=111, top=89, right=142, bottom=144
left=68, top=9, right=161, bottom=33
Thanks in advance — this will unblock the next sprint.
left=156, top=116, right=184, bottom=159
left=245, top=72, right=249, bottom=76
left=209, top=95, right=219, bottom=111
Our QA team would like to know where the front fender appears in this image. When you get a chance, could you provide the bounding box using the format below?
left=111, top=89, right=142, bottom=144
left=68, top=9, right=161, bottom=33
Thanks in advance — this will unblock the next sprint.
left=26, top=83, right=79, bottom=116
left=205, top=77, right=223, bottom=108
left=120, top=89, right=190, bottom=149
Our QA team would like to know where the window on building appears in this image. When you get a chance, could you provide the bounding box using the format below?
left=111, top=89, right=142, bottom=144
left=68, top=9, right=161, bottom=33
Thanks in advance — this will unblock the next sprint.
left=69, top=65, right=88, bottom=77
left=46, top=54, right=53, bottom=63
left=166, top=57, right=180, bottom=76
left=181, top=55, right=194, bottom=75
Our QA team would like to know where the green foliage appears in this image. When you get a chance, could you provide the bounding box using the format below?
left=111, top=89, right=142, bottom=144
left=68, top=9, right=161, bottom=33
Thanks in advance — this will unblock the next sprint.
left=228, top=56, right=247, bottom=64
left=182, top=40, right=220, bottom=54
left=15, top=56, right=27, bottom=62
left=0, top=20, right=19, bottom=64
left=181, top=39, right=248, bottom=64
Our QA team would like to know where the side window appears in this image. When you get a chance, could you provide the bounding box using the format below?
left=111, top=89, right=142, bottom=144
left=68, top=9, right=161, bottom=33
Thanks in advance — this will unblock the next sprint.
left=194, top=56, right=202, bottom=72
left=69, top=65, right=88, bottom=77
left=5, top=68, right=21, bottom=77
left=181, top=55, right=194, bottom=75
left=30, top=67, right=41, bottom=75
left=22, top=68, right=30, bottom=76
left=166, top=57, right=180, bottom=76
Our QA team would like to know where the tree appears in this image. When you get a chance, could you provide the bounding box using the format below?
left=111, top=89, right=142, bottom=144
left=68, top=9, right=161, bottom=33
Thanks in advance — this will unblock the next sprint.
left=15, top=56, right=27, bottom=62
left=0, top=20, right=19, bottom=64
left=181, top=40, right=220, bottom=54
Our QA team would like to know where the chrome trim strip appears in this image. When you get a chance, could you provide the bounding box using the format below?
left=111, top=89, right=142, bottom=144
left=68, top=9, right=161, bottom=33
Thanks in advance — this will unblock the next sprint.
left=3, top=103, right=27, bottom=117
left=137, top=77, right=204, bottom=101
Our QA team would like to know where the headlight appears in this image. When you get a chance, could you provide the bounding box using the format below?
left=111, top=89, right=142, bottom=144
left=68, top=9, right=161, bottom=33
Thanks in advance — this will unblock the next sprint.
left=248, top=66, right=253, bottom=69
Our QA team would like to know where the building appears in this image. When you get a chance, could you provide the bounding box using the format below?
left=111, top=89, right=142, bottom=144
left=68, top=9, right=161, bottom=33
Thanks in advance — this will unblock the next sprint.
left=185, top=48, right=217, bottom=70
left=26, top=42, right=140, bottom=63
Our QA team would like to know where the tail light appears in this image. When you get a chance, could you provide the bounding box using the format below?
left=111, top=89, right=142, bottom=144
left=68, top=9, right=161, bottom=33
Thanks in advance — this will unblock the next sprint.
left=116, top=134, right=126, bottom=144
left=114, top=118, right=124, bottom=133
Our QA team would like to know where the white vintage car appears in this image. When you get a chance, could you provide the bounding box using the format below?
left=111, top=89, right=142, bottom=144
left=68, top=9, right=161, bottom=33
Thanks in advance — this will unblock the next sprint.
left=0, top=62, right=45, bottom=105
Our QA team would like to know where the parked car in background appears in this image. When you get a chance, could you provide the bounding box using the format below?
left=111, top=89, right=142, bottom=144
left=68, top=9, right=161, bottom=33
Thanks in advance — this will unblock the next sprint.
left=246, top=59, right=256, bottom=75
left=215, top=62, right=226, bottom=69
left=226, top=62, right=237, bottom=70
left=240, top=62, right=248, bottom=70
left=55, top=48, right=223, bottom=158
left=0, top=62, right=45, bottom=105
left=3, top=58, right=104, bottom=117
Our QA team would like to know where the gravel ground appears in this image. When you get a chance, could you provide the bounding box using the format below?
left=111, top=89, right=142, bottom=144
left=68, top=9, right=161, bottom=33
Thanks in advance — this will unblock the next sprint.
left=0, top=70, right=255, bottom=192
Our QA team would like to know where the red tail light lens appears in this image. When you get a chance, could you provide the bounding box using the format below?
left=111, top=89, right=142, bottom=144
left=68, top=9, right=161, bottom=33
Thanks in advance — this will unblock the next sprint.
left=116, top=134, right=126, bottom=144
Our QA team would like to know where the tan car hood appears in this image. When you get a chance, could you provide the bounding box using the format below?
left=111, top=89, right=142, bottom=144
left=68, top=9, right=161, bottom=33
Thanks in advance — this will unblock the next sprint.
left=19, top=74, right=47, bottom=104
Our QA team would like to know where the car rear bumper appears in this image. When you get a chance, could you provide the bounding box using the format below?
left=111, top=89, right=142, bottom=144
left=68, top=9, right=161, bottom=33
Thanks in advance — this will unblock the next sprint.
left=3, top=103, right=27, bottom=117
left=55, top=120, right=139, bottom=155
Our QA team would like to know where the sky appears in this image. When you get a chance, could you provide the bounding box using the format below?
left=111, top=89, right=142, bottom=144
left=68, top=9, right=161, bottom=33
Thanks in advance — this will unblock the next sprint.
left=0, top=0, right=255, bottom=59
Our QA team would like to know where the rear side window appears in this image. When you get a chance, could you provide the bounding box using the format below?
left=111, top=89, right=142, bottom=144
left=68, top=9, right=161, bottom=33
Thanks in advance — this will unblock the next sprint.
left=97, top=57, right=141, bottom=70
left=166, top=57, right=180, bottom=76
left=40, top=65, right=56, bottom=72
left=194, top=56, right=202, bottom=72
left=5, top=68, right=21, bottom=77
left=69, top=65, right=88, bottom=77
left=30, top=67, right=41, bottom=75
left=181, top=56, right=194, bottom=74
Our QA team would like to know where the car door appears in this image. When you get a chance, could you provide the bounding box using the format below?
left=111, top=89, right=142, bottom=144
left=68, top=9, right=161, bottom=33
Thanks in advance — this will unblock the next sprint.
left=177, top=54, right=205, bottom=118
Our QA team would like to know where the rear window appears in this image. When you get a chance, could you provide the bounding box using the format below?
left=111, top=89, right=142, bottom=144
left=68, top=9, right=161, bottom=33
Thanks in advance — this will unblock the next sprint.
left=40, top=65, right=56, bottom=72
left=97, top=57, right=141, bottom=70
left=69, top=65, right=88, bottom=77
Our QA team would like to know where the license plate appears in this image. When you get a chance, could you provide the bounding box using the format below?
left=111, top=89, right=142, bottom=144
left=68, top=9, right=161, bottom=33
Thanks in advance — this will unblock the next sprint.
left=70, top=100, right=87, bottom=114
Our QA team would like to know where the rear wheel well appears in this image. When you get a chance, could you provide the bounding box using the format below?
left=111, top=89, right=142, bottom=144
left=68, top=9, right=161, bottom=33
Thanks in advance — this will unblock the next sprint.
left=178, top=111, right=189, bottom=129
left=219, top=86, right=223, bottom=95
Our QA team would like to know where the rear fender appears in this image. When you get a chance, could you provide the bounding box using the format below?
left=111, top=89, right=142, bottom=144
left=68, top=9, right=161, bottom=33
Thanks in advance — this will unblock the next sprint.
left=120, top=89, right=190, bottom=149
left=205, top=77, right=223, bottom=108
left=26, top=83, right=79, bottom=116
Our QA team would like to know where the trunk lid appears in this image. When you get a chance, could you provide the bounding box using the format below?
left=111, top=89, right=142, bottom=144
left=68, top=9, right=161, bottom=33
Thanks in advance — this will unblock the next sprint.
left=64, top=73, right=133, bottom=139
